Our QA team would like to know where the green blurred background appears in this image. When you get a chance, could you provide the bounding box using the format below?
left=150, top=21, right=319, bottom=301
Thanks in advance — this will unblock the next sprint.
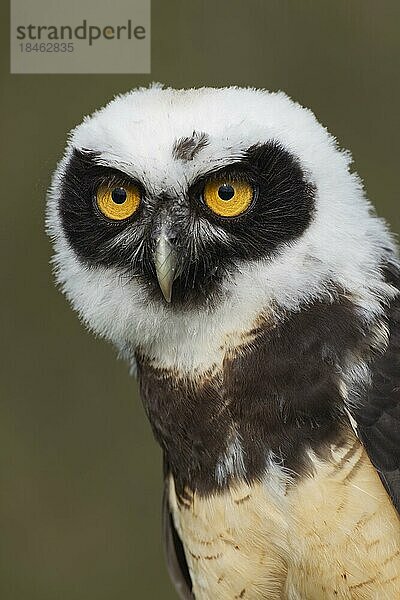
left=1, top=1, right=399, bottom=599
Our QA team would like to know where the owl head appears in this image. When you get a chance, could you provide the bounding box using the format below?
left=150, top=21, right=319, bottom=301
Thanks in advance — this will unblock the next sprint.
left=46, top=85, right=395, bottom=371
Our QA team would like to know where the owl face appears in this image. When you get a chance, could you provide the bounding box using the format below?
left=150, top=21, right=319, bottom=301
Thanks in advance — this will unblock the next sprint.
left=58, top=140, right=314, bottom=306
left=47, top=85, right=393, bottom=369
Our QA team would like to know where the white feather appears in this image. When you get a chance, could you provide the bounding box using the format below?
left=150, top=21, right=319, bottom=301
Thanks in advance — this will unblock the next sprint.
left=46, top=85, right=399, bottom=375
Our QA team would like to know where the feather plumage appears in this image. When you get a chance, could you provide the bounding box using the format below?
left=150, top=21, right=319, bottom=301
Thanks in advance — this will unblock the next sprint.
left=47, top=85, right=400, bottom=598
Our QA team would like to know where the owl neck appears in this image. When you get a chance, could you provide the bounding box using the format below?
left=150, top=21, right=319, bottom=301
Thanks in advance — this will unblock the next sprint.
left=136, top=295, right=365, bottom=497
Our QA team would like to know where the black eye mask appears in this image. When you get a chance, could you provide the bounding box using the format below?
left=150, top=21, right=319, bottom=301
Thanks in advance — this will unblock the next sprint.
left=59, top=142, right=315, bottom=307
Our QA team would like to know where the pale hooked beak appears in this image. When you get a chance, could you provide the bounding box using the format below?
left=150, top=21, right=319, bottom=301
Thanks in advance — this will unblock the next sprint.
left=152, top=224, right=178, bottom=303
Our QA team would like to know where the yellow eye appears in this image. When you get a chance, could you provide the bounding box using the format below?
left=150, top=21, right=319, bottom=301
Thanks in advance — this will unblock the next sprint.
left=96, top=183, right=141, bottom=221
left=203, top=179, right=253, bottom=217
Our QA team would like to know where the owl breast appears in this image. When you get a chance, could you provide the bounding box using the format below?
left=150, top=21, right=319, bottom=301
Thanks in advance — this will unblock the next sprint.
left=168, top=440, right=400, bottom=599
left=136, top=295, right=363, bottom=497
left=137, top=292, right=400, bottom=598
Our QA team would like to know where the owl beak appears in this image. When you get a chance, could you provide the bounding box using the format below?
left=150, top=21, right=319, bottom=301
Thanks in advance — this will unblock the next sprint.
left=152, top=227, right=178, bottom=303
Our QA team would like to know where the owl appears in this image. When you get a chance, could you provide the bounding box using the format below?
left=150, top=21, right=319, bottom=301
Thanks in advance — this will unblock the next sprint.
left=47, top=85, right=400, bottom=599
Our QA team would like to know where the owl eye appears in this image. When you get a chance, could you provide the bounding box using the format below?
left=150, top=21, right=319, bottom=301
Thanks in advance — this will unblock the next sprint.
left=96, top=183, right=141, bottom=221
left=203, top=179, right=253, bottom=217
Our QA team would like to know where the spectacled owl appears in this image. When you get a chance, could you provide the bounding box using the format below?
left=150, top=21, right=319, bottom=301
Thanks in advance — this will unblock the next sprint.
left=46, top=85, right=400, bottom=599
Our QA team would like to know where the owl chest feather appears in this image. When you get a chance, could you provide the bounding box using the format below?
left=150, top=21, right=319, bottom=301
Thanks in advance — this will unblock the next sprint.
left=168, top=442, right=400, bottom=599
left=136, top=296, right=362, bottom=496
left=137, top=295, right=400, bottom=597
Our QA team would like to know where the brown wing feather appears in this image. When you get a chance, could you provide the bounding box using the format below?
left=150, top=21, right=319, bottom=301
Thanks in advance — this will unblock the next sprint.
left=162, top=473, right=193, bottom=599
left=352, top=262, right=400, bottom=512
